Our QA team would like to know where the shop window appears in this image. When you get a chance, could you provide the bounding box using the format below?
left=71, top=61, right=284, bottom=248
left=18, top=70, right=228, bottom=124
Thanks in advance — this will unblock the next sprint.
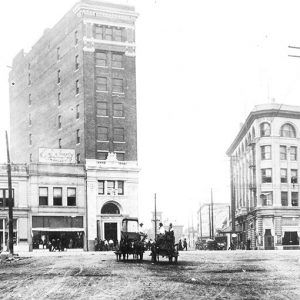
left=261, top=168, right=272, bottom=183
left=53, top=187, right=62, bottom=206
left=39, top=187, right=48, bottom=206
left=292, top=192, right=298, bottom=206
left=280, top=169, right=287, bottom=183
left=281, top=191, right=288, bottom=206
left=98, top=180, right=105, bottom=195
left=67, top=188, right=76, bottom=206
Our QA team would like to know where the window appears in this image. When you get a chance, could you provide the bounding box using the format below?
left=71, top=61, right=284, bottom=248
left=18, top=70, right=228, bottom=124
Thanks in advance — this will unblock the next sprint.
left=281, top=169, right=287, bottom=183
left=58, top=92, right=61, bottom=106
left=96, top=77, right=107, bottom=91
left=290, top=146, right=297, bottom=161
left=30, top=153, right=32, bottom=162
left=57, top=70, right=61, bottom=84
left=291, top=169, right=298, bottom=184
left=112, top=53, right=123, bottom=68
left=29, top=113, right=32, bottom=126
left=114, top=28, right=122, bottom=42
left=116, top=153, right=125, bottom=161
left=112, top=78, right=123, bottom=93
left=97, top=152, right=108, bottom=160
left=74, top=30, right=79, bottom=45
left=58, top=115, right=62, bottom=129
left=97, top=102, right=108, bottom=116
left=76, top=153, right=80, bottom=164
left=29, top=94, right=32, bottom=106
left=58, top=138, right=62, bottom=149
left=101, top=203, right=120, bottom=214
left=67, top=188, right=76, bottom=206
left=95, top=25, right=103, bottom=40
left=280, top=124, right=296, bottom=138
left=261, top=145, right=271, bottom=160
left=29, top=134, right=32, bottom=146
left=113, top=128, right=124, bottom=142
left=39, top=187, right=48, bottom=206
left=260, top=122, right=271, bottom=137
left=76, top=104, right=79, bottom=119
left=107, top=181, right=116, bottom=195
left=75, top=80, right=79, bottom=95
left=292, top=192, right=298, bottom=206
left=280, top=146, right=287, bottom=160
left=57, top=47, right=60, bottom=61
left=105, top=27, right=112, bottom=40
left=281, top=192, right=288, bottom=206
left=261, top=168, right=272, bottom=183
left=98, top=180, right=105, bottom=195
left=28, top=73, right=31, bottom=85
left=95, top=52, right=107, bottom=67
left=76, top=129, right=80, bottom=144
left=117, top=181, right=124, bottom=195
left=0, top=189, right=14, bottom=208
left=97, top=126, right=108, bottom=141
left=113, top=103, right=124, bottom=117
left=261, top=192, right=273, bottom=206
left=53, top=187, right=62, bottom=206
left=75, top=55, right=79, bottom=70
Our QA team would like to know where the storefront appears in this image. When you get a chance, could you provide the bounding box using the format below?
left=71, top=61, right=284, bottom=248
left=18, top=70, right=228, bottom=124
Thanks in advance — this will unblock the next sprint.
left=0, top=218, right=17, bottom=251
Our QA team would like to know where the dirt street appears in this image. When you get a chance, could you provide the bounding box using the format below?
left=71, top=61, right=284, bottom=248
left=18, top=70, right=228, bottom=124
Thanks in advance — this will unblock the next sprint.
left=1, top=250, right=300, bottom=300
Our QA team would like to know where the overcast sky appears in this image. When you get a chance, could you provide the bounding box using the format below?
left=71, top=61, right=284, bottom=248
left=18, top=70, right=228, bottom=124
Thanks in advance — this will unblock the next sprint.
left=2, top=0, right=300, bottom=228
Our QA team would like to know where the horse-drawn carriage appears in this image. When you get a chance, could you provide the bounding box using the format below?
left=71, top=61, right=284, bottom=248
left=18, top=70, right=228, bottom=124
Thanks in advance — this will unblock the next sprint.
left=115, top=217, right=146, bottom=261
left=151, top=231, right=179, bottom=263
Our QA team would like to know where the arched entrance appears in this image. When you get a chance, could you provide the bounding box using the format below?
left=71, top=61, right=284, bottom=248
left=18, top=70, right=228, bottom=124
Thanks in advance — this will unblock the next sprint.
left=101, top=202, right=121, bottom=242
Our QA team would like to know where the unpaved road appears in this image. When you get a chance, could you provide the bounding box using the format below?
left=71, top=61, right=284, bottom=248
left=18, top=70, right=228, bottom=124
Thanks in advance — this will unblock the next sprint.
left=1, top=250, right=300, bottom=299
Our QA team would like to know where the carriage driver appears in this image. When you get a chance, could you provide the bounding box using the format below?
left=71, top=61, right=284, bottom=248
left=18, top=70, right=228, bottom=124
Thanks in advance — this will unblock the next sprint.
left=159, top=222, right=165, bottom=235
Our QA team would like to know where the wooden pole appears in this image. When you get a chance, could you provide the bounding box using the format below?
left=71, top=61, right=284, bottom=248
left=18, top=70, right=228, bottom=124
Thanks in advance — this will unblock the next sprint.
left=211, top=188, right=214, bottom=239
left=154, top=193, right=157, bottom=241
left=6, top=131, right=13, bottom=255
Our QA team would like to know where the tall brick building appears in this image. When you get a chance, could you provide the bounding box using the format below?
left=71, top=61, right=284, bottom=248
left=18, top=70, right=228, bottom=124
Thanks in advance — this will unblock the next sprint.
left=9, top=0, right=138, bottom=164
left=7, top=0, right=140, bottom=251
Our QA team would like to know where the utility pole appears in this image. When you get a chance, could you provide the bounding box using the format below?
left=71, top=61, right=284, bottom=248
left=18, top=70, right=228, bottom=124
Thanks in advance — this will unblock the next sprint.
left=208, top=204, right=211, bottom=239
left=6, top=131, right=13, bottom=255
left=154, top=193, right=157, bottom=241
left=211, top=188, right=214, bottom=239
left=199, top=206, right=202, bottom=240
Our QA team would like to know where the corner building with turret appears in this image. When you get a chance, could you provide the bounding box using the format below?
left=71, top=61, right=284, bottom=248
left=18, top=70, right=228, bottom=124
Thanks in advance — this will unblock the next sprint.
left=7, top=0, right=139, bottom=251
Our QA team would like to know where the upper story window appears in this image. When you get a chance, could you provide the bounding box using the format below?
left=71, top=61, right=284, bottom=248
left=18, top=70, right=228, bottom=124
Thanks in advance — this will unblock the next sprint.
left=74, top=30, right=79, bottom=46
left=291, top=169, right=298, bottom=184
left=75, top=80, right=79, bottom=95
left=39, top=187, right=48, bottom=206
left=97, top=152, right=108, bottom=160
left=104, top=27, right=113, bottom=40
left=67, top=188, right=76, bottom=206
left=112, top=53, right=123, bottom=68
left=113, top=28, right=122, bottom=41
left=29, top=133, right=32, bottom=146
left=98, top=180, right=124, bottom=195
left=97, top=102, right=108, bottom=116
left=95, top=52, right=107, bottom=67
left=76, top=129, right=80, bottom=144
left=261, top=145, right=271, bottom=160
left=76, top=153, right=80, bottom=164
left=116, top=153, right=125, bottom=161
left=98, top=180, right=105, bottom=195
left=75, top=55, right=79, bottom=70
left=281, top=191, right=288, bottom=206
left=114, top=128, right=124, bottom=142
left=58, top=138, right=62, bottom=149
left=261, top=192, right=273, bottom=206
left=261, top=168, right=272, bottom=183
left=280, top=168, right=287, bottom=183
left=280, top=123, right=296, bottom=138
left=58, top=115, right=62, bottom=129
left=94, top=25, right=124, bottom=42
left=112, top=78, right=123, bottom=93
left=53, top=187, right=62, bottom=206
left=97, top=126, right=108, bottom=141
left=58, top=92, right=61, bottom=106
left=292, top=192, right=299, bottom=206
left=29, top=113, right=32, bottom=126
left=76, top=104, right=79, bottom=119
left=57, top=47, right=60, bottom=61
left=113, top=103, right=124, bottom=117
left=96, top=77, right=107, bottom=91
left=290, top=146, right=297, bottom=161
left=0, top=189, right=14, bottom=208
left=57, top=70, right=61, bottom=84
left=260, top=122, right=271, bottom=137
left=280, top=145, right=287, bottom=160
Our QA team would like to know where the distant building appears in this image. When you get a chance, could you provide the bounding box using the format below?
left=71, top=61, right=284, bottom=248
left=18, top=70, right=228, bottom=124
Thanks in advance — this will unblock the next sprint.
left=227, top=103, right=300, bottom=250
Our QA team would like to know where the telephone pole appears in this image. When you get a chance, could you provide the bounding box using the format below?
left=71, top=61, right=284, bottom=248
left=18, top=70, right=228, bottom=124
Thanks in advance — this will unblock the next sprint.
left=6, top=131, right=13, bottom=255
left=154, top=193, right=157, bottom=241
left=211, top=188, right=214, bottom=239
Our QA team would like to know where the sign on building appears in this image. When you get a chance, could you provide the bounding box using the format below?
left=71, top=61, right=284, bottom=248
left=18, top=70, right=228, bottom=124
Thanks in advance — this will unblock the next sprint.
left=39, top=148, right=75, bottom=164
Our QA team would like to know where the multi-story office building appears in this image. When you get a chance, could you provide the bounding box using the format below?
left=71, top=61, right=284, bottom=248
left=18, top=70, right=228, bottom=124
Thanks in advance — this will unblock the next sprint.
left=227, top=104, right=300, bottom=250
left=7, top=0, right=139, bottom=251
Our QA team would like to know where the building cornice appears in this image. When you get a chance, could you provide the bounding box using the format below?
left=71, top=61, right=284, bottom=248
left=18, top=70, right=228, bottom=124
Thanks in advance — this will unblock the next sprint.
left=226, top=106, right=300, bottom=156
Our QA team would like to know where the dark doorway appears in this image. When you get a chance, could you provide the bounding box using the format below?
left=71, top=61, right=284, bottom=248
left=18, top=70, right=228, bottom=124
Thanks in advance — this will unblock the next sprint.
left=264, top=229, right=274, bottom=250
left=104, top=223, right=118, bottom=241
left=282, top=231, right=299, bottom=246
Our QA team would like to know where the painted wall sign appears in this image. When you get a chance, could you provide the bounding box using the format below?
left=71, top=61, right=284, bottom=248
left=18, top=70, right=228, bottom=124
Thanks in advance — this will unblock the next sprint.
left=39, top=148, right=75, bottom=164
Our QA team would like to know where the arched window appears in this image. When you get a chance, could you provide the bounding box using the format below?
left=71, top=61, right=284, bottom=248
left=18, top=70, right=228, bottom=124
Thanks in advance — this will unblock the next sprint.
left=101, top=203, right=120, bottom=214
left=280, top=123, right=296, bottom=138
left=260, top=122, right=271, bottom=137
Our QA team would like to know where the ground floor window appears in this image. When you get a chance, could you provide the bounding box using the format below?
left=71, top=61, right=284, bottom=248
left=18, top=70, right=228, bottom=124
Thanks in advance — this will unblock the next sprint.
left=0, top=219, right=17, bottom=251
left=282, top=231, right=299, bottom=246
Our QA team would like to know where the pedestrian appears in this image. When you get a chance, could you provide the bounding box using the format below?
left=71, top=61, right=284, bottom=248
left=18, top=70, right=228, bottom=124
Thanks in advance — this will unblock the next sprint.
left=247, top=239, right=251, bottom=250
left=104, top=239, right=108, bottom=251
left=108, top=239, right=114, bottom=251
left=178, top=239, right=183, bottom=251
left=183, top=238, right=188, bottom=251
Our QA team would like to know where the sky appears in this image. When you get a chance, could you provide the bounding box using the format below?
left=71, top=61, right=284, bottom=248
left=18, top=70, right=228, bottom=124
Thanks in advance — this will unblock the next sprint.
left=2, top=0, right=300, bottom=228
